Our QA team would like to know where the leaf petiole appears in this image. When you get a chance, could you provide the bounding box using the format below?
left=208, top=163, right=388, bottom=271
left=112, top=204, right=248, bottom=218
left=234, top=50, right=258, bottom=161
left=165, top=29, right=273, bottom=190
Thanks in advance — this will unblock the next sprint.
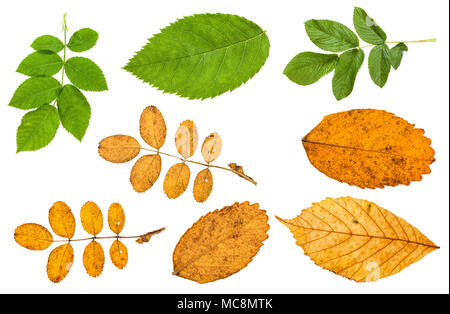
left=359, top=37, right=436, bottom=49
left=52, top=227, right=166, bottom=243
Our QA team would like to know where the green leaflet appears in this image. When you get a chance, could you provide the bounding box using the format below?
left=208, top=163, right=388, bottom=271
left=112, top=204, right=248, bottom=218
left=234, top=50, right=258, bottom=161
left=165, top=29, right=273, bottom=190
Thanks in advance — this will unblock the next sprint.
left=124, top=13, right=270, bottom=100
left=31, top=35, right=64, bottom=53
left=368, top=44, right=391, bottom=87
left=16, top=51, right=63, bottom=77
left=65, top=57, right=108, bottom=91
left=283, top=52, right=338, bottom=85
left=16, top=105, right=60, bottom=153
left=9, top=77, right=61, bottom=110
left=332, top=48, right=365, bottom=100
left=304, top=19, right=359, bottom=52
left=390, top=43, right=408, bottom=70
left=353, top=7, right=386, bottom=45
left=68, top=28, right=99, bottom=52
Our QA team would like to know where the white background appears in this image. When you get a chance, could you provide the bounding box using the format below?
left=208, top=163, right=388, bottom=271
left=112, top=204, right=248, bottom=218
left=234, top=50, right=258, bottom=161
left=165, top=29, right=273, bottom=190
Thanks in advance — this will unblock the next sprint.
left=0, top=0, right=448, bottom=294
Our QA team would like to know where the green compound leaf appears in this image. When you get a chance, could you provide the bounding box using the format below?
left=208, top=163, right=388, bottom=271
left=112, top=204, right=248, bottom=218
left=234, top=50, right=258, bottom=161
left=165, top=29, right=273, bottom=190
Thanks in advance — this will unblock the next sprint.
left=57, top=85, right=91, bottom=141
left=332, top=48, right=365, bottom=100
left=9, top=77, right=61, bottom=110
left=67, top=28, right=99, bottom=52
left=16, top=51, right=63, bottom=77
left=16, top=104, right=60, bottom=153
left=390, top=43, right=408, bottom=70
left=353, top=7, right=387, bottom=45
left=124, top=13, right=270, bottom=100
left=304, top=19, right=359, bottom=52
left=64, top=57, right=108, bottom=91
left=31, top=35, right=64, bottom=53
left=368, top=44, right=391, bottom=87
left=283, top=52, right=338, bottom=85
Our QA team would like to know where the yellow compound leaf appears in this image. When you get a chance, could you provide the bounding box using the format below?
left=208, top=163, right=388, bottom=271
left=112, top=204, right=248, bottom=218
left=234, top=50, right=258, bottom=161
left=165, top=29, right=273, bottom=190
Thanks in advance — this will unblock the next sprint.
left=173, top=201, right=269, bottom=283
left=302, top=109, right=435, bottom=188
left=175, top=120, right=198, bottom=158
left=98, top=134, right=141, bottom=163
left=47, top=243, right=74, bottom=283
left=14, top=223, right=53, bottom=251
left=83, top=240, right=105, bottom=278
left=110, top=239, right=128, bottom=269
left=130, top=154, right=162, bottom=193
left=193, top=168, right=213, bottom=203
left=276, top=196, right=439, bottom=282
left=163, top=162, right=190, bottom=199
left=80, top=201, right=103, bottom=236
left=140, top=105, right=167, bottom=149
left=108, top=203, right=125, bottom=235
left=48, top=201, right=75, bottom=239
left=201, top=133, right=222, bottom=163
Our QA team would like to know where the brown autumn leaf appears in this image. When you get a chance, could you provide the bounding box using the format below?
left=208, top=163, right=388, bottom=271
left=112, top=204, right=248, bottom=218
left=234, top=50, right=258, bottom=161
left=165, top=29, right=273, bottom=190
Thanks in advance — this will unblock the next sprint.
left=140, top=105, right=167, bottom=149
left=14, top=223, right=53, bottom=251
left=48, top=201, right=75, bottom=239
left=193, top=168, right=213, bottom=203
left=98, top=135, right=141, bottom=163
left=163, top=162, right=190, bottom=199
left=130, top=154, right=162, bottom=193
left=80, top=201, right=103, bottom=236
left=108, top=203, right=125, bottom=235
left=83, top=240, right=105, bottom=277
left=201, top=132, right=222, bottom=163
left=173, top=201, right=269, bottom=284
left=110, top=239, right=128, bottom=269
left=47, top=243, right=74, bottom=283
left=175, top=120, right=198, bottom=159
left=276, top=196, right=439, bottom=282
left=302, top=109, right=435, bottom=188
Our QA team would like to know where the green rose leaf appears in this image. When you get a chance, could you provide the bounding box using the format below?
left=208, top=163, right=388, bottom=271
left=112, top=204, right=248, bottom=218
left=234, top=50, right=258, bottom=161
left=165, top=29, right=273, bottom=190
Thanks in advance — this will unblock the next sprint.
left=283, top=52, right=338, bottom=85
left=67, top=28, right=99, bottom=52
left=332, top=48, right=365, bottom=100
left=368, top=44, right=391, bottom=87
left=16, top=51, right=63, bottom=77
left=304, top=19, right=359, bottom=52
left=16, top=104, right=60, bottom=152
left=390, top=43, right=408, bottom=70
left=64, top=57, right=108, bottom=91
left=353, top=7, right=387, bottom=45
left=57, top=85, right=91, bottom=141
left=124, top=13, right=270, bottom=100
left=31, top=35, right=64, bottom=53
left=8, top=77, right=61, bottom=110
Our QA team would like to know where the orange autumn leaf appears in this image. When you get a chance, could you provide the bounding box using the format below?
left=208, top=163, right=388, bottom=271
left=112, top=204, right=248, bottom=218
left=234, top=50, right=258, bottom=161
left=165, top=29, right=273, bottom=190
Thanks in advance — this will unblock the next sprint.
left=163, top=162, right=190, bottom=199
left=98, top=135, right=141, bottom=163
left=80, top=201, right=103, bottom=236
left=108, top=203, right=125, bottom=235
left=47, top=243, right=74, bottom=283
left=140, top=105, right=167, bottom=149
left=130, top=154, right=162, bottom=193
left=276, top=196, right=439, bottom=282
left=193, top=168, right=213, bottom=203
left=175, top=120, right=198, bottom=159
left=48, top=201, right=75, bottom=239
left=83, top=240, right=105, bottom=278
left=302, top=109, right=435, bottom=188
left=201, top=132, right=222, bottom=163
left=14, top=223, right=53, bottom=251
left=173, top=201, right=269, bottom=284
left=110, top=239, right=128, bottom=269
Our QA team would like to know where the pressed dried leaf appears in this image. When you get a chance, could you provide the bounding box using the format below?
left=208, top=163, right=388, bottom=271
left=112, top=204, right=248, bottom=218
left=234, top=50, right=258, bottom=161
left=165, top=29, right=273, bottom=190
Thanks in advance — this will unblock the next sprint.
left=130, top=154, right=162, bottom=193
left=14, top=223, right=53, bottom=251
left=193, top=168, right=213, bottom=203
left=108, top=203, right=125, bottom=235
left=110, top=239, right=128, bottom=269
left=98, top=135, right=141, bottom=163
left=80, top=201, right=103, bottom=236
left=83, top=240, right=105, bottom=277
left=47, top=243, right=74, bottom=283
left=48, top=201, right=75, bottom=239
left=276, top=196, right=439, bottom=282
left=173, top=201, right=269, bottom=283
left=163, top=162, right=190, bottom=199
left=201, top=133, right=222, bottom=163
left=140, top=106, right=167, bottom=149
left=175, top=120, right=198, bottom=159
left=302, top=109, right=435, bottom=188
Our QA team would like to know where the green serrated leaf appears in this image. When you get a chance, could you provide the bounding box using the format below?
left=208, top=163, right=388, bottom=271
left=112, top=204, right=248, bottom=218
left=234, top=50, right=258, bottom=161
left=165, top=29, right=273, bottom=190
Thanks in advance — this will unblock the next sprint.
left=283, top=52, right=338, bottom=85
left=304, top=19, right=359, bottom=52
left=57, top=85, right=91, bottom=141
left=368, top=44, right=391, bottom=88
left=124, top=13, right=270, bottom=100
left=67, top=28, right=99, bottom=52
left=64, top=57, right=108, bottom=91
left=16, top=51, right=63, bottom=77
left=390, top=43, right=408, bottom=70
left=9, top=77, right=61, bottom=110
left=332, top=48, right=365, bottom=100
left=353, top=7, right=387, bottom=45
left=31, top=35, right=64, bottom=53
left=16, top=104, right=60, bottom=152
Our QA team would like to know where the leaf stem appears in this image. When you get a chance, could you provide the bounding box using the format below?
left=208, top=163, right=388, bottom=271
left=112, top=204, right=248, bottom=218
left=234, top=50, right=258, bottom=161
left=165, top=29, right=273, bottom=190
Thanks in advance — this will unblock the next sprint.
left=52, top=227, right=166, bottom=243
left=61, top=13, right=68, bottom=86
left=358, top=38, right=436, bottom=49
